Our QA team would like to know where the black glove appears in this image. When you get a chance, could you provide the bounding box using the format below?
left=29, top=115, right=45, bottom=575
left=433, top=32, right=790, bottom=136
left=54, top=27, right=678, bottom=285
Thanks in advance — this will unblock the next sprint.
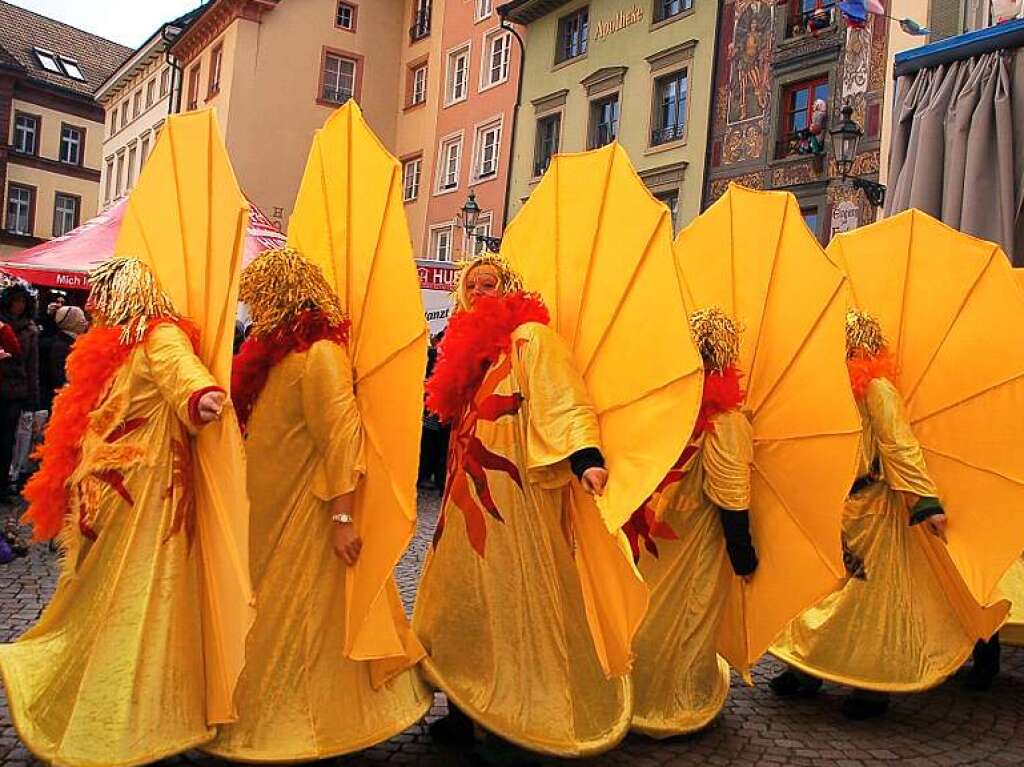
left=909, top=496, right=943, bottom=526
left=718, top=507, right=758, bottom=577
left=569, top=447, right=605, bottom=480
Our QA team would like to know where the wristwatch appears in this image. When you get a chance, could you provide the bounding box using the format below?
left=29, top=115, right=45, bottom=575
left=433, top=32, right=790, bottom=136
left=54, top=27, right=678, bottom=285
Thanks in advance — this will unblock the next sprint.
left=331, top=512, right=354, bottom=525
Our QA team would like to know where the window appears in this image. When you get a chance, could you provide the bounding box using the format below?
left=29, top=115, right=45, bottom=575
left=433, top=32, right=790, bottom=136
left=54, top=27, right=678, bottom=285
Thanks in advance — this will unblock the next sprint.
left=482, top=31, right=511, bottom=89
left=115, top=153, right=126, bottom=197
left=127, top=146, right=137, bottom=191
left=466, top=212, right=492, bottom=256
left=336, top=1, right=356, bottom=29
left=802, top=206, right=819, bottom=238
left=321, top=52, right=357, bottom=104
left=556, top=8, right=588, bottom=64
left=34, top=48, right=61, bottom=73
left=476, top=0, right=493, bottom=20
left=121, top=101, right=130, bottom=128
left=437, top=136, right=462, bottom=192
left=13, top=113, right=39, bottom=155
left=109, top=109, right=116, bottom=136
left=146, top=78, right=156, bottom=108
left=656, top=191, right=680, bottom=232
left=651, top=69, right=688, bottom=146
left=59, top=125, right=83, bottom=165
left=534, top=113, right=561, bottom=176
left=654, top=0, right=693, bottom=22
left=186, top=65, right=201, bottom=110
left=411, top=0, right=432, bottom=41
left=160, top=68, right=170, bottom=97
left=786, top=0, right=835, bottom=39
left=208, top=44, right=224, bottom=96
left=53, top=193, right=79, bottom=237
left=5, top=185, right=33, bottom=235
left=141, top=135, right=151, bottom=168
left=402, top=156, right=422, bottom=201
left=105, top=158, right=115, bottom=203
left=133, top=90, right=143, bottom=118
left=589, top=94, right=620, bottom=149
left=473, top=121, right=502, bottom=181
left=410, top=64, right=428, bottom=106
left=60, top=57, right=84, bottom=81
left=431, top=225, right=454, bottom=262
left=446, top=46, right=470, bottom=104
left=778, top=76, right=829, bottom=158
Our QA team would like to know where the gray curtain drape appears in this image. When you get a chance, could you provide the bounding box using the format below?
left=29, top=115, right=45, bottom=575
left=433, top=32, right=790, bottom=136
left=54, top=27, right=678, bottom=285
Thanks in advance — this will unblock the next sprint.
left=887, top=50, right=1024, bottom=264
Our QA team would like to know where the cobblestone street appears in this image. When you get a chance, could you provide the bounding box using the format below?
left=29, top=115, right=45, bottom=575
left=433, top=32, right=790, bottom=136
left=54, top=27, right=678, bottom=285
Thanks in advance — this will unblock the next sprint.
left=2, top=494, right=1024, bottom=766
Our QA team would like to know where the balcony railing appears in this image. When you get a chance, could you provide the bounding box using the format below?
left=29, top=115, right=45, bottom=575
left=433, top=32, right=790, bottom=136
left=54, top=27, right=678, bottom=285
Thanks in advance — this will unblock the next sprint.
left=410, top=3, right=431, bottom=42
left=785, top=4, right=835, bottom=39
left=651, top=123, right=686, bottom=146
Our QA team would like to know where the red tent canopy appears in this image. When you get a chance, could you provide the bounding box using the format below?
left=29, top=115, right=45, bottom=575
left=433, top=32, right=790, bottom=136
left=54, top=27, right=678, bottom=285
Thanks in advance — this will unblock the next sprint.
left=0, top=197, right=287, bottom=290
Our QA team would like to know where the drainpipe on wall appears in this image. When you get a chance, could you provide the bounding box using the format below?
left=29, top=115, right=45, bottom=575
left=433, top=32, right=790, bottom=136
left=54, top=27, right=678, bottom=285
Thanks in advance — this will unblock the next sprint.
left=499, top=7, right=527, bottom=234
left=699, top=0, right=726, bottom=211
left=161, top=25, right=184, bottom=115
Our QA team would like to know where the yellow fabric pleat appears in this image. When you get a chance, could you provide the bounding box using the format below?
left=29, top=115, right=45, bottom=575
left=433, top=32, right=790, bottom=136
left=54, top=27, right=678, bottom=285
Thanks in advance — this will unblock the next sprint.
left=114, top=109, right=254, bottom=724
left=997, top=557, right=1024, bottom=646
left=771, top=378, right=1008, bottom=691
left=205, top=342, right=429, bottom=763
left=0, top=327, right=221, bottom=767
left=413, top=323, right=631, bottom=758
left=631, top=410, right=751, bottom=737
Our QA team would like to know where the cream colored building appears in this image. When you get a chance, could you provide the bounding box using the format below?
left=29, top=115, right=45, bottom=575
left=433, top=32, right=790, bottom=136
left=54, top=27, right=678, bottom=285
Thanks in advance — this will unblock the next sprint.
left=170, top=0, right=442, bottom=234
left=95, top=11, right=198, bottom=209
left=0, top=2, right=129, bottom=257
left=502, top=0, right=719, bottom=229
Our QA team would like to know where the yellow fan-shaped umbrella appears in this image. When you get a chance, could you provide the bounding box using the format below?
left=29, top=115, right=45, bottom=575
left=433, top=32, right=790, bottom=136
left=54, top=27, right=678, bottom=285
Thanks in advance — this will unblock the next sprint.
left=676, top=184, right=860, bottom=674
left=828, top=210, right=1024, bottom=622
left=500, top=142, right=703, bottom=676
left=114, top=109, right=254, bottom=723
left=287, top=102, right=428, bottom=663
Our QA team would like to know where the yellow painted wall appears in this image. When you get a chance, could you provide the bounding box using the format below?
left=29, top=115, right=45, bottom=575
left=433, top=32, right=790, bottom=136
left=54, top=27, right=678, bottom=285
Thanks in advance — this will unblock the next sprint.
left=509, top=0, right=719, bottom=226
left=6, top=97, right=104, bottom=239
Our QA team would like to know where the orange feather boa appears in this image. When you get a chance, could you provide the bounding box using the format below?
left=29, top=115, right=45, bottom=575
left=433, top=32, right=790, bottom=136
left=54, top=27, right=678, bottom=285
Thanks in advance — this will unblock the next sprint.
left=22, top=319, right=198, bottom=542
left=847, top=349, right=898, bottom=401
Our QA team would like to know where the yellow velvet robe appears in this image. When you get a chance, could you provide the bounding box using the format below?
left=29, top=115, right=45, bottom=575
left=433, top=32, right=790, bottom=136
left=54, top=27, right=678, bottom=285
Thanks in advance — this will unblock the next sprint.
left=772, top=377, right=993, bottom=691
left=413, top=322, right=630, bottom=758
left=631, top=409, right=752, bottom=737
left=206, top=339, right=430, bottom=762
left=0, top=325, right=222, bottom=767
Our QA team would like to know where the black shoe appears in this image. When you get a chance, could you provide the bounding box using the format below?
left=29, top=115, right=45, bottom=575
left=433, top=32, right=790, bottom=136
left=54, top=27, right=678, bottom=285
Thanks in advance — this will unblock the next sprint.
left=428, top=704, right=475, bottom=748
left=471, top=737, right=541, bottom=767
left=964, top=635, right=1001, bottom=691
left=769, top=669, right=822, bottom=697
left=841, top=691, right=890, bottom=720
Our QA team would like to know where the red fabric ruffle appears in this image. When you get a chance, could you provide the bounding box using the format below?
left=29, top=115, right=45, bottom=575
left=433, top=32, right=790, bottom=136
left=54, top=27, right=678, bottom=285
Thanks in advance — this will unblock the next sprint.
left=232, top=310, right=350, bottom=432
left=425, top=292, right=549, bottom=424
left=22, top=318, right=199, bottom=542
left=847, top=349, right=898, bottom=401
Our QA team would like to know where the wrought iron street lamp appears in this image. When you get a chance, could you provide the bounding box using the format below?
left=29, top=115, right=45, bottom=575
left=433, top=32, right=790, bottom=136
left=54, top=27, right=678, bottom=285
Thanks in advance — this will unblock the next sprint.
left=830, top=102, right=886, bottom=208
left=459, top=191, right=502, bottom=253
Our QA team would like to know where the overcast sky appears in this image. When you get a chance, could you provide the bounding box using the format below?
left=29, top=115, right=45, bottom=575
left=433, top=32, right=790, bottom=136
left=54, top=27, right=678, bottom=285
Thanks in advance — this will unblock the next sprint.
left=9, top=0, right=208, bottom=48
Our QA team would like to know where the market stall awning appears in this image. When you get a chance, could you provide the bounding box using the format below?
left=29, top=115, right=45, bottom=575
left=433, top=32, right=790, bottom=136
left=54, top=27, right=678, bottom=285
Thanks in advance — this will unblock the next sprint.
left=0, top=197, right=287, bottom=289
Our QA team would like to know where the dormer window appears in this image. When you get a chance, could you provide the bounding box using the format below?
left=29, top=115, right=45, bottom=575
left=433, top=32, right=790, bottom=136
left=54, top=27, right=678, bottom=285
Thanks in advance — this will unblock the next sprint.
left=34, top=48, right=61, bottom=73
left=60, top=58, right=85, bottom=81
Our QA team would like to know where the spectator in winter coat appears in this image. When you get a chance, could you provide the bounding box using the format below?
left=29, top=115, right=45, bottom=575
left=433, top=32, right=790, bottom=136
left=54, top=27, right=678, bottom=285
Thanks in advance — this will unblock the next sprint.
left=0, top=284, right=39, bottom=497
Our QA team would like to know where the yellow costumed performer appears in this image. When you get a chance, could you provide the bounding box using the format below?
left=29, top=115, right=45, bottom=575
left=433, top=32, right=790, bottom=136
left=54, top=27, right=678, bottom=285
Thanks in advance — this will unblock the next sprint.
left=204, top=248, right=430, bottom=762
left=0, top=109, right=254, bottom=767
left=772, top=210, right=1024, bottom=716
left=628, top=185, right=860, bottom=737
left=414, top=143, right=703, bottom=760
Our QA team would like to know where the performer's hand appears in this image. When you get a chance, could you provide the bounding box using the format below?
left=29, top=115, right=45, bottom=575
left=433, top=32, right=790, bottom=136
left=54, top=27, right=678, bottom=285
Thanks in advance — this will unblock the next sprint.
left=197, top=390, right=226, bottom=423
left=333, top=522, right=362, bottom=566
left=0, top=350, right=11, bottom=361
left=925, top=513, right=948, bottom=542
left=581, top=467, right=608, bottom=496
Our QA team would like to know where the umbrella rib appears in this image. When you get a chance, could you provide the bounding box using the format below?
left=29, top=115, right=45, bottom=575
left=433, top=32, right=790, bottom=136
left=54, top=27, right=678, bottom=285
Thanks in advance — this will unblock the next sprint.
left=752, top=461, right=846, bottom=579
left=905, top=246, right=996, bottom=406
left=167, top=121, right=191, bottom=308
left=580, top=210, right=665, bottom=379
left=594, top=365, right=702, bottom=417
left=355, top=328, right=428, bottom=387
left=747, top=279, right=844, bottom=414
left=572, top=148, right=616, bottom=351
left=911, top=369, right=1024, bottom=424
left=743, top=198, right=787, bottom=399
left=751, top=426, right=862, bottom=444
left=921, top=445, right=1024, bottom=486
left=895, top=218, right=913, bottom=368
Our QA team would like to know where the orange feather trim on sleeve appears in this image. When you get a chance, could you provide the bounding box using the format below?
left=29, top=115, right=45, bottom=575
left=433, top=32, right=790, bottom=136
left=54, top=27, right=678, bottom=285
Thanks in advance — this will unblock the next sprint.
left=847, top=349, right=898, bottom=401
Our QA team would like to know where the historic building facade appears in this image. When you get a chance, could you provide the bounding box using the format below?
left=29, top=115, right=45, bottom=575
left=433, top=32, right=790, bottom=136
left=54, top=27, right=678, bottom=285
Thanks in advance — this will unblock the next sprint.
left=0, top=2, right=128, bottom=257
left=703, top=0, right=890, bottom=241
